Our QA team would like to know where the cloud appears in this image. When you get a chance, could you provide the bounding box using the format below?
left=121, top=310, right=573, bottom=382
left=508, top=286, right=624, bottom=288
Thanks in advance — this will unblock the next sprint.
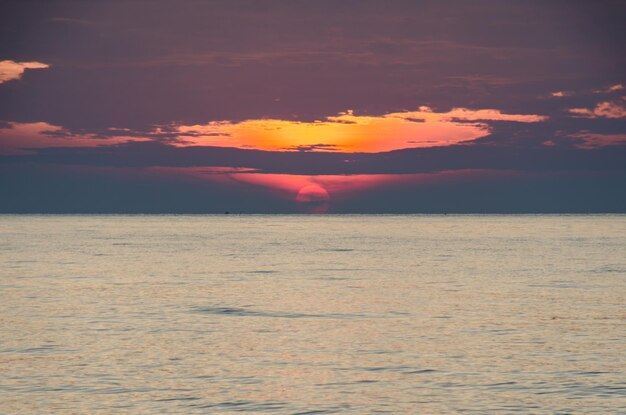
left=568, top=100, right=626, bottom=119
left=413, top=107, right=548, bottom=123
left=567, top=132, right=626, bottom=149
left=546, top=84, right=623, bottom=100
left=5, top=138, right=624, bottom=177
left=0, top=121, right=148, bottom=155
left=608, top=84, right=624, bottom=92
left=594, top=84, right=624, bottom=94
left=0, top=106, right=549, bottom=156
left=166, top=107, right=547, bottom=153
left=3, top=119, right=625, bottom=210
left=0, top=60, right=49, bottom=84
left=286, top=143, right=340, bottom=152
left=550, top=91, right=569, bottom=97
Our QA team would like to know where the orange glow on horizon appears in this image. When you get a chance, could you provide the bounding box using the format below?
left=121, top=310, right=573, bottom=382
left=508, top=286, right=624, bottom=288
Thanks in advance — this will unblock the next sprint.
left=149, top=167, right=416, bottom=199
left=150, top=166, right=522, bottom=209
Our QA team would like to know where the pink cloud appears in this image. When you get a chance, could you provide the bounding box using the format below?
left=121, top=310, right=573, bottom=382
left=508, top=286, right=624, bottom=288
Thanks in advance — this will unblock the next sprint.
left=567, top=131, right=626, bottom=149
left=568, top=100, right=626, bottom=119
left=594, top=84, right=625, bottom=93
left=0, top=121, right=149, bottom=155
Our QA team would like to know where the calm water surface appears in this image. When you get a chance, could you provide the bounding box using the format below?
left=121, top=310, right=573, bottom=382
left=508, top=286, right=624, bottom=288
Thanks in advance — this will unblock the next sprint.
left=1, top=215, right=625, bottom=414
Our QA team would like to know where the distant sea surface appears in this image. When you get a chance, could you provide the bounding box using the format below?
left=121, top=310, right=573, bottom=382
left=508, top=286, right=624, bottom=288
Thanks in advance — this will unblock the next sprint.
left=1, top=215, right=625, bottom=414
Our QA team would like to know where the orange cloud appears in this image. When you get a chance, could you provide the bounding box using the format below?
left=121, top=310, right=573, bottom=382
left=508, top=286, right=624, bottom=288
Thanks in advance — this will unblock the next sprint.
left=0, top=107, right=547, bottom=155
left=0, top=60, right=49, bottom=84
left=172, top=107, right=547, bottom=153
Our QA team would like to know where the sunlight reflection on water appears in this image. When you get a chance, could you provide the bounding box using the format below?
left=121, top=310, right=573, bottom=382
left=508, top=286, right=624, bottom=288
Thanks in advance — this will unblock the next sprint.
left=1, top=215, right=625, bottom=414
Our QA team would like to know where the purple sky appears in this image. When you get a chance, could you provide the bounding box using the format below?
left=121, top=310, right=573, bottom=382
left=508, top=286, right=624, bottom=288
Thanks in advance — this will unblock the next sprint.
left=1, top=0, right=625, bottom=213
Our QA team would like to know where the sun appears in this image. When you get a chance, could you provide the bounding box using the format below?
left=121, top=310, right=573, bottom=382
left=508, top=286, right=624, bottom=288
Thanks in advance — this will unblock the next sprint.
left=295, top=184, right=330, bottom=213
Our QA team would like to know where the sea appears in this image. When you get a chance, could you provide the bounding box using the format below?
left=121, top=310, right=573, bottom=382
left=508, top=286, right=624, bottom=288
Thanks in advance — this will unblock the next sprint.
left=1, top=215, right=625, bottom=414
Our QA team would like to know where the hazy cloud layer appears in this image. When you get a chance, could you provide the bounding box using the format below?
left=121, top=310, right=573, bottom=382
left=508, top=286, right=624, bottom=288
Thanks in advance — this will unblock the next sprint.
left=1, top=1, right=624, bottom=129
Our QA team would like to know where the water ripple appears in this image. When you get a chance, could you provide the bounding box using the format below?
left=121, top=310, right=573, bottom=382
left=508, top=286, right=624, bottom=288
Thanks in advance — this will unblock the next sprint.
left=192, top=306, right=368, bottom=319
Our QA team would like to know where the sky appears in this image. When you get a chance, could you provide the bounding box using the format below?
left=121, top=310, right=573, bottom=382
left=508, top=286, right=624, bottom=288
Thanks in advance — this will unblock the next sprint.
left=1, top=0, right=625, bottom=213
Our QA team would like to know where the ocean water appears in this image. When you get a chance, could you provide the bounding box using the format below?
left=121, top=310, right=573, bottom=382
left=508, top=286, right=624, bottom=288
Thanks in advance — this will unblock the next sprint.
left=0, top=215, right=625, bottom=414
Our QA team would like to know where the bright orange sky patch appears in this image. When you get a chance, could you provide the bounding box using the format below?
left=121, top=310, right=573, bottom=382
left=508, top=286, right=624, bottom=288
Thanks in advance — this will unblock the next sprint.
left=174, top=107, right=547, bottom=152
left=0, top=107, right=547, bottom=155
